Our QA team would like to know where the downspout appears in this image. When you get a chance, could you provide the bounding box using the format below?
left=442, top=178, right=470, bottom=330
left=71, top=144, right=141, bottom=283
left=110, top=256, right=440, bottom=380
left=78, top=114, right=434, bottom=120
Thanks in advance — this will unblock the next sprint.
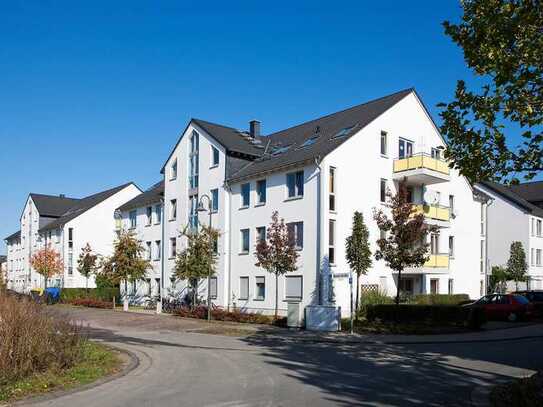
left=225, top=179, right=233, bottom=311
left=160, top=196, right=166, bottom=311
left=484, top=196, right=494, bottom=294
left=314, top=156, right=322, bottom=305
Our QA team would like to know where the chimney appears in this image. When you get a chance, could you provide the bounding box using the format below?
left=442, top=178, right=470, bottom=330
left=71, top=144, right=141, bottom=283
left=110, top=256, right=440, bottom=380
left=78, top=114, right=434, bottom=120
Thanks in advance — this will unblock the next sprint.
left=249, top=120, right=261, bottom=138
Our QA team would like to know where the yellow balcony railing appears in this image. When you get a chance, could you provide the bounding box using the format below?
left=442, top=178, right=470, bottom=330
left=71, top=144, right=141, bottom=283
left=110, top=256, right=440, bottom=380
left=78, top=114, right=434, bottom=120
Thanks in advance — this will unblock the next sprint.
left=412, top=204, right=450, bottom=221
left=424, top=254, right=449, bottom=268
left=393, top=153, right=450, bottom=175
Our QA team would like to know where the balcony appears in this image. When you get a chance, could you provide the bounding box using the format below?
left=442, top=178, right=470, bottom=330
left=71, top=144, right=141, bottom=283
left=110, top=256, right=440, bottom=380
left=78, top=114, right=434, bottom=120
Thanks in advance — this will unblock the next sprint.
left=393, top=153, right=450, bottom=185
left=412, top=204, right=450, bottom=224
left=403, top=253, right=450, bottom=274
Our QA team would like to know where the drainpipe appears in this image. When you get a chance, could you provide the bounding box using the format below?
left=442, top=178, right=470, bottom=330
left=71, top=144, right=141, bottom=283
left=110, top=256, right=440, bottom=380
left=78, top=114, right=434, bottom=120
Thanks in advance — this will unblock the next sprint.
left=225, top=180, right=233, bottom=311
left=484, top=197, right=494, bottom=294
left=158, top=196, right=165, bottom=313
left=314, top=156, right=322, bottom=305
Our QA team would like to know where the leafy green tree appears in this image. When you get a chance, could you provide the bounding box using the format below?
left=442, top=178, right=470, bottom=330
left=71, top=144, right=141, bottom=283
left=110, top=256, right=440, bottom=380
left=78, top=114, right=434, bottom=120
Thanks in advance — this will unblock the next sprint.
left=100, top=230, right=150, bottom=295
left=489, top=265, right=508, bottom=294
left=77, top=243, right=98, bottom=293
left=507, top=241, right=528, bottom=290
left=173, top=225, right=219, bottom=308
left=345, top=211, right=372, bottom=320
left=255, top=211, right=299, bottom=319
left=374, top=183, right=435, bottom=305
left=439, top=0, right=542, bottom=183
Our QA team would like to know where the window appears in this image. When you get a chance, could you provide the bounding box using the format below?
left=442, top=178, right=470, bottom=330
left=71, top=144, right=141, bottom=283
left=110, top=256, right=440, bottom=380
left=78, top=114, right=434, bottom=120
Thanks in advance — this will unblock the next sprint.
left=68, top=252, right=73, bottom=275
left=170, top=200, right=177, bottom=221
left=211, top=146, right=219, bottom=167
left=209, top=277, right=217, bottom=299
left=329, top=167, right=336, bottom=211
left=189, top=130, right=199, bottom=189
left=531, top=248, right=535, bottom=266
left=287, top=222, right=303, bottom=250
left=55, top=229, right=61, bottom=243
left=331, top=126, right=355, bottom=139
left=380, top=131, right=387, bottom=156
left=239, top=277, right=249, bottom=300
left=155, top=204, right=162, bottom=224
left=146, top=207, right=152, bottom=226
left=211, top=189, right=219, bottom=212
left=240, top=229, right=250, bottom=253
left=431, top=148, right=441, bottom=160
left=480, top=240, right=484, bottom=273
left=256, top=179, right=266, bottom=205
left=448, top=279, right=454, bottom=295
left=255, top=276, right=265, bottom=300
left=189, top=195, right=198, bottom=229
left=537, top=249, right=542, bottom=267
left=170, top=237, right=177, bottom=258
left=256, top=226, right=266, bottom=244
left=213, top=235, right=218, bottom=254
left=300, top=136, right=318, bottom=148
left=329, top=219, right=336, bottom=264
left=430, top=233, right=439, bottom=255
left=399, top=278, right=414, bottom=294
left=430, top=279, right=439, bottom=294
left=449, top=195, right=455, bottom=215
left=286, top=171, right=304, bottom=198
left=171, top=159, right=177, bottom=180
left=241, top=183, right=250, bottom=208
left=406, top=186, right=414, bottom=203
left=532, top=219, right=536, bottom=236
left=146, top=242, right=152, bottom=260
left=448, top=236, right=454, bottom=258
left=398, top=138, right=413, bottom=159
left=285, top=276, right=303, bottom=301
left=155, top=240, right=161, bottom=260
left=538, top=220, right=542, bottom=237
left=480, top=203, right=485, bottom=235
left=380, top=179, right=387, bottom=203
left=68, top=227, right=74, bottom=276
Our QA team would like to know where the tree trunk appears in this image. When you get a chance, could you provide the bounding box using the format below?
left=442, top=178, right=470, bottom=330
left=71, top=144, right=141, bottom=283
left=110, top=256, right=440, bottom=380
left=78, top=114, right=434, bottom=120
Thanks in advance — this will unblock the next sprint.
left=355, top=273, right=360, bottom=321
left=274, top=273, right=279, bottom=320
left=86, top=276, right=89, bottom=296
left=193, top=279, right=198, bottom=310
left=44, top=274, right=48, bottom=291
left=395, top=269, right=402, bottom=305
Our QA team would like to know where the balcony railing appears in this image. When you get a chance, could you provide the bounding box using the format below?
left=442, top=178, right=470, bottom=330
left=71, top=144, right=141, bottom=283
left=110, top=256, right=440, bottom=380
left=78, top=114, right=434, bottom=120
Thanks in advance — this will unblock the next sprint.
left=393, top=153, right=450, bottom=175
left=424, top=254, right=449, bottom=268
left=412, top=204, right=450, bottom=222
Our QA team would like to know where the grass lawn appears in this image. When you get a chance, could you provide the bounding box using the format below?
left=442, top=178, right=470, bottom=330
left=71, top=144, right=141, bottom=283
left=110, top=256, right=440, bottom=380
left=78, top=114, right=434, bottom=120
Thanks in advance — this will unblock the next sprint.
left=0, top=341, right=122, bottom=403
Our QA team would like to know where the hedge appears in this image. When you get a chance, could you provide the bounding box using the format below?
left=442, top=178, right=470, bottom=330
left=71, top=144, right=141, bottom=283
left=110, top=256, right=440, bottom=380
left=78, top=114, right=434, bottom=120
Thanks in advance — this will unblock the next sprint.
left=410, top=294, right=471, bottom=305
left=68, top=298, right=113, bottom=309
left=173, top=306, right=287, bottom=326
left=60, top=288, right=120, bottom=303
left=365, top=304, right=486, bottom=329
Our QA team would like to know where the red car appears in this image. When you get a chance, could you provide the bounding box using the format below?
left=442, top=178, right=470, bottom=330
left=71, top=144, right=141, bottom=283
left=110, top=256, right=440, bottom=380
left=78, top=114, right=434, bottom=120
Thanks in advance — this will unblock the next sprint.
left=468, top=294, right=535, bottom=322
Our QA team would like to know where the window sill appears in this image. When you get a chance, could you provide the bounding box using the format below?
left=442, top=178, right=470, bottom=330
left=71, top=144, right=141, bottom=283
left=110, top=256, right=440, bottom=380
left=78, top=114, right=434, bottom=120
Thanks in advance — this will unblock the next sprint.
left=254, top=298, right=265, bottom=301
left=211, top=210, right=218, bottom=214
left=239, top=298, right=249, bottom=301
left=170, top=177, right=177, bottom=182
left=283, top=298, right=302, bottom=303
left=145, top=224, right=152, bottom=228
left=153, top=259, right=160, bottom=262
left=329, top=210, right=337, bottom=215
left=239, top=206, right=249, bottom=210
left=255, top=202, right=266, bottom=207
left=209, top=164, right=219, bottom=169
left=154, top=222, right=161, bottom=226
left=381, top=154, right=389, bottom=159
left=169, top=219, right=176, bottom=222
left=239, top=251, right=249, bottom=256
left=168, top=256, right=176, bottom=260
left=284, top=196, right=303, bottom=202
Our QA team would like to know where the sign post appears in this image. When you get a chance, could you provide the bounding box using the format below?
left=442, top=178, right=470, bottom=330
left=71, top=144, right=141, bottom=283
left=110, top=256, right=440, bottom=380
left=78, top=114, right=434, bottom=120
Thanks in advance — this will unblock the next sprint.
left=349, top=271, right=353, bottom=334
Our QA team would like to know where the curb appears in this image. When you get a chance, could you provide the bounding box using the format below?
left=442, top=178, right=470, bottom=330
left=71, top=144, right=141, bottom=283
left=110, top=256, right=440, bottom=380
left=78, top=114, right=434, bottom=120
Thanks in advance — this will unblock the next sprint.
left=10, top=344, right=139, bottom=406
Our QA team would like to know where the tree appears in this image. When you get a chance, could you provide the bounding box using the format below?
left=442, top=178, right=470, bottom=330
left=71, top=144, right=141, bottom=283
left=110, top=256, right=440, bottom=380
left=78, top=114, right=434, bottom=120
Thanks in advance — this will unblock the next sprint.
left=173, top=225, right=219, bottom=309
left=345, top=211, right=372, bottom=320
left=438, top=0, right=543, bottom=183
left=489, top=265, right=508, bottom=294
left=100, top=230, right=150, bottom=295
left=77, top=243, right=98, bottom=293
left=373, top=183, right=435, bottom=305
left=507, top=241, right=528, bottom=290
left=30, top=244, right=64, bottom=290
left=255, top=211, right=299, bottom=319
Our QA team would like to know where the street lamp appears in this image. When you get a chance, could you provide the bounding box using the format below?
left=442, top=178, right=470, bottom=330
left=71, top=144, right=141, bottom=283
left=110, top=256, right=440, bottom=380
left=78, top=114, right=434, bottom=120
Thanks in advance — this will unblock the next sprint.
left=197, top=194, right=213, bottom=322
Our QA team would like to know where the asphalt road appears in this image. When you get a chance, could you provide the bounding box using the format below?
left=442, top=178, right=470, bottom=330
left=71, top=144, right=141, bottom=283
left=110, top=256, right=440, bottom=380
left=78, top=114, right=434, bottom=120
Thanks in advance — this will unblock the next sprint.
left=26, top=307, right=543, bottom=407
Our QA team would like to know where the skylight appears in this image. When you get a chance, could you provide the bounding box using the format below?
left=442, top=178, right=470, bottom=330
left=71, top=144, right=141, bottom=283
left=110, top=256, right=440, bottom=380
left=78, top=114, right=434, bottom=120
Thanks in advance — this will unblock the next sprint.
left=331, top=125, right=356, bottom=139
left=300, top=135, right=319, bottom=148
left=271, top=145, right=291, bottom=156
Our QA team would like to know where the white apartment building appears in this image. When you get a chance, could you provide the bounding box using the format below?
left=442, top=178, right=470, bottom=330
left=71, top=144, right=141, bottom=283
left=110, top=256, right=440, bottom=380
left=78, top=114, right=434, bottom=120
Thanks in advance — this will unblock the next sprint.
left=4, top=183, right=141, bottom=292
left=159, top=88, right=486, bottom=316
left=475, top=181, right=543, bottom=290
left=117, top=181, right=164, bottom=301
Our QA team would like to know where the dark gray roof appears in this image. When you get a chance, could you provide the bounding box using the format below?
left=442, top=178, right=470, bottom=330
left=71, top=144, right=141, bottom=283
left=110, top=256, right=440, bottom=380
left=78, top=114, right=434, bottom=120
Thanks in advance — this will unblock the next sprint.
left=39, top=183, right=137, bottom=232
left=509, top=181, right=543, bottom=205
left=478, top=181, right=543, bottom=218
left=4, top=230, right=20, bottom=241
left=226, top=88, right=414, bottom=182
left=29, top=194, right=80, bottom=218
left=117, top=181, right=164, bottom=212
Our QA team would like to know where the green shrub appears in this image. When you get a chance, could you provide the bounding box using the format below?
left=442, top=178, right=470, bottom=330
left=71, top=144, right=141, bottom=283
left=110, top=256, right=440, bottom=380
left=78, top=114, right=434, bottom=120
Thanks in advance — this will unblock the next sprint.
left=411, top=294, right=471, bottom=305
left=60, top=288, right=119, bottom=303
left=357, top=289, right=394, bottom=318
left=365, top=304, right=486, bottom=329
left=68, top=298, right=112, bottom=309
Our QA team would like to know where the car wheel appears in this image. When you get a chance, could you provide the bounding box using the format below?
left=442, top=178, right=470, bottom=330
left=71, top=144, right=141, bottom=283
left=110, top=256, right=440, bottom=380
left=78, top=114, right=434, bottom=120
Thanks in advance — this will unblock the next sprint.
left=507, top=312, right=518, bottom=322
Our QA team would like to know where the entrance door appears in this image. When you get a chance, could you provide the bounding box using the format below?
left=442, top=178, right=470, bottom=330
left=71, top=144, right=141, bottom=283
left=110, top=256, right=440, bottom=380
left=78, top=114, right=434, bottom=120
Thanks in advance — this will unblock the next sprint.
left=430, top=278, right=439, bottom=294
left=399, top=277, right=414, bottom=295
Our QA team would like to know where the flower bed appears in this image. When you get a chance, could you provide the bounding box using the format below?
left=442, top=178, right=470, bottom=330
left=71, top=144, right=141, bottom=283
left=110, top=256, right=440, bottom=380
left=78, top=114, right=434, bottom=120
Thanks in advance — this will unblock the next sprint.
left=67, top=298, right=113, bottom=309
left=172, top=306, right=287, bottom=326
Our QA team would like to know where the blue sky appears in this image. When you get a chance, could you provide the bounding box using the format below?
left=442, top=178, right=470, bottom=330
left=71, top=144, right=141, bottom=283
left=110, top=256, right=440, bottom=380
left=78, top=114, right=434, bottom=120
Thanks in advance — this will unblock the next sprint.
left=0, top=1, right=527, bottom=251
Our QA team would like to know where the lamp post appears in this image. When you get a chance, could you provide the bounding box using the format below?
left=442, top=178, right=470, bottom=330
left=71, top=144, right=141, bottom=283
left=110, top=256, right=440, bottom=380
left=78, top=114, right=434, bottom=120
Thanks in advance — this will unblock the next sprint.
left=197, top=194, right=213, bottom=322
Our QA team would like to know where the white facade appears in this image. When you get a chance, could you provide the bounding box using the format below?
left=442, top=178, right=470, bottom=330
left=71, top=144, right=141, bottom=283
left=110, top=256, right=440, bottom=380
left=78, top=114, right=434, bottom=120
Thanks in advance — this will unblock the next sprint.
left=475, top=183, right=543, bottom=290
left=159, top=90, right=485, bottom=317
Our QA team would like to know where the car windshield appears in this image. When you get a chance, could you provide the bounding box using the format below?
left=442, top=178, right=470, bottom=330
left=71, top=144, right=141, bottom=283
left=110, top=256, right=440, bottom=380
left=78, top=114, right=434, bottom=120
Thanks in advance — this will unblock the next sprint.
left=513, top=295, right=530, bottom=305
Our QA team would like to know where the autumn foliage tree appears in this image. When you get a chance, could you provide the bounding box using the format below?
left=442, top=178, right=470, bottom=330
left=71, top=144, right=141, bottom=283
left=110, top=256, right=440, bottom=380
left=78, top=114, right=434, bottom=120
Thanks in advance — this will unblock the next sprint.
left=255, top=211, right=299, bottom=319
left=30, top=244, right=64, bottom=290
left=77, top=243, right=98, bottom=293
left=373, top=183, right=435, bottom=305
left=100, top=230, right=150, bottom=295
left=173, top=225, right=219, bottom=308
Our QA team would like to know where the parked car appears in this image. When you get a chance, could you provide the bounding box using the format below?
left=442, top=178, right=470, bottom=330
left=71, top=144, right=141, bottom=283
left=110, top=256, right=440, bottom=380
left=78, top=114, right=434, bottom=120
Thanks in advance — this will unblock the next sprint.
left=464, top=294, right=535, bottom=322
left=512, top=290, right=543, bottom=317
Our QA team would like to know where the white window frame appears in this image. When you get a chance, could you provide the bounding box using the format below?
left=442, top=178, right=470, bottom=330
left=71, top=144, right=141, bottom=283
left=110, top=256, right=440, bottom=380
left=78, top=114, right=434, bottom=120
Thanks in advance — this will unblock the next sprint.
left=146, top=206, right=152, bottom=226
left=380, top=131, right=387, bottom=156
left=170, top=199, right=177, bottom=221
left=209, top=276, right=218, bottom=299
left=256, top=179, right=266, bottom=205
left=329, top=219, right=336, bottom=265
left=285, top=275, right=303, bottom=302
left=287, top=221, right=304, bottom=250
left=129, top=210, right=137, bottom=229
left=211, top=146, right=219, bottom=168
left=211, top=188, right=219, bottom=213
left=255, top=276, right=265, bottom=300
left=239, top=276, right=249, bottom=300
left=240, top=229, right=250, bottom=254
left=286, top=170, right=304, bottom=199
left=170, top=237, right=177, bottom=259
left=329, top=167, right=336, bottom=212
left=240, top=183, right=250, bottom=208
left=380, top=179, right=387, bottom=203
left=170, top=159, right=178, bottom=180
